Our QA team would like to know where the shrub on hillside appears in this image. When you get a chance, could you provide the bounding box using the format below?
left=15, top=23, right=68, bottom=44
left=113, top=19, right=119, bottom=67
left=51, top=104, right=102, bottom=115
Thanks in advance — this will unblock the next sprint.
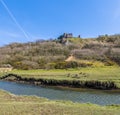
left=66, top=61, right=79, bottom=68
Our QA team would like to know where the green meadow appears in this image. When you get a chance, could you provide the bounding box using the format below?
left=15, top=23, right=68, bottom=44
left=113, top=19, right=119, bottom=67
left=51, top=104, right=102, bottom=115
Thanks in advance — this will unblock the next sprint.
left=0, top=90, right=120, bottom=115
left=9, top=66, right=120, bottom=80
left=2, top=66, right=119, bottom=88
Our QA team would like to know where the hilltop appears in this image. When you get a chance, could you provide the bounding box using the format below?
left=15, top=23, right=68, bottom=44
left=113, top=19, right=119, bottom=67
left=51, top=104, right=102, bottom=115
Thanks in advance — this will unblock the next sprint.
left=0, top=33, right=120, bottom=70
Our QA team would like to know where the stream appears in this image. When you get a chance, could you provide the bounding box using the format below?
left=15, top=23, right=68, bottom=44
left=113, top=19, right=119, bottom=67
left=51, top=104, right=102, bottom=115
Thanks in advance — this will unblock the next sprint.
left=0, top=81, right=120, bottom=105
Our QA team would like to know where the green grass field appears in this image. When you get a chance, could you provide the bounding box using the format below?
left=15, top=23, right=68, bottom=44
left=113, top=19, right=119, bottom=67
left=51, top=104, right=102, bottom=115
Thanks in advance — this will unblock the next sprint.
left=0, top=67, right=120, bottom=114
left=0, top=90, right=120, bottom=115
left=0, top=66, right=120, bottom=89
left=5, top=66, right=119, bottom=80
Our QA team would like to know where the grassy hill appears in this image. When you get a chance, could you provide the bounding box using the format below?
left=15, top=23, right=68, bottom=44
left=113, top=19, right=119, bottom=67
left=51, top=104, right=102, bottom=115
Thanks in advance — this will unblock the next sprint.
left=0, top=34, right=120, bottom=69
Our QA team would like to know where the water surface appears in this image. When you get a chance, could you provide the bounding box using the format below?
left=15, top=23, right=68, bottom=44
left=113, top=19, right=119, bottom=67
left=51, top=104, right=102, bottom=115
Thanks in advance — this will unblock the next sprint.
left=0, top=81, right=120, bottom=105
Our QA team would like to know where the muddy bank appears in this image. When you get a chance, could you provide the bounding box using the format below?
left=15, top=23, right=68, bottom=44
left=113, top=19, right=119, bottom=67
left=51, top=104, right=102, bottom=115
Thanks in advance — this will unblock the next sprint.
left=0, top=73, right=119, bottom=90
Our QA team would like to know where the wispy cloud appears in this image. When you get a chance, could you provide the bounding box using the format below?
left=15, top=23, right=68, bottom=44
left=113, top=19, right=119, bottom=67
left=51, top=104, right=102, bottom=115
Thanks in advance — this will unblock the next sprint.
left=6, top=32, right=22, bottom=38
left=114, top=9, right=120, bottom=20
left=26, top=32, right=45, bottom=41
left=113, top=0, right=120, bottom=20
left=0, top=0, right=30, bottom=40
left=0, top=30, right=23, bottom=38
left=0, top=30, right=25, bottom=46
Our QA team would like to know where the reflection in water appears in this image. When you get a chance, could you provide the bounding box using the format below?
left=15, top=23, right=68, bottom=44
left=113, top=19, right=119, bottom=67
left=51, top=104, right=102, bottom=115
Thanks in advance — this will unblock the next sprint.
left=0, top=81, right=120, bottom=105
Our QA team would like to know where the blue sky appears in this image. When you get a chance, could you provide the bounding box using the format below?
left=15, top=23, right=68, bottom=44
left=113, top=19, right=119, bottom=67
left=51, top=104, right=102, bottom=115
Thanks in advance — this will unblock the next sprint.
left=0, top=0, right=120, bottom=45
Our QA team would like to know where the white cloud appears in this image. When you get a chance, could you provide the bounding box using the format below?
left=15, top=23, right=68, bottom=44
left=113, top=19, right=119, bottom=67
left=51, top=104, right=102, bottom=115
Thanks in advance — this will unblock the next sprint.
left=0, top=30, right=23, bottom=38
left=114, top=8, right=120, bottom=20
left=0, top=0, right=29, bottom=40
left=113, top=0, right=120, bottom=20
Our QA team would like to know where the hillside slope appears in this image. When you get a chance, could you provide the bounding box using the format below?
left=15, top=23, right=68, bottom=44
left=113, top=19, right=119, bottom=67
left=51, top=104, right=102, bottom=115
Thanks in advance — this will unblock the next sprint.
left=0, top=34, right=120, bottom=69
